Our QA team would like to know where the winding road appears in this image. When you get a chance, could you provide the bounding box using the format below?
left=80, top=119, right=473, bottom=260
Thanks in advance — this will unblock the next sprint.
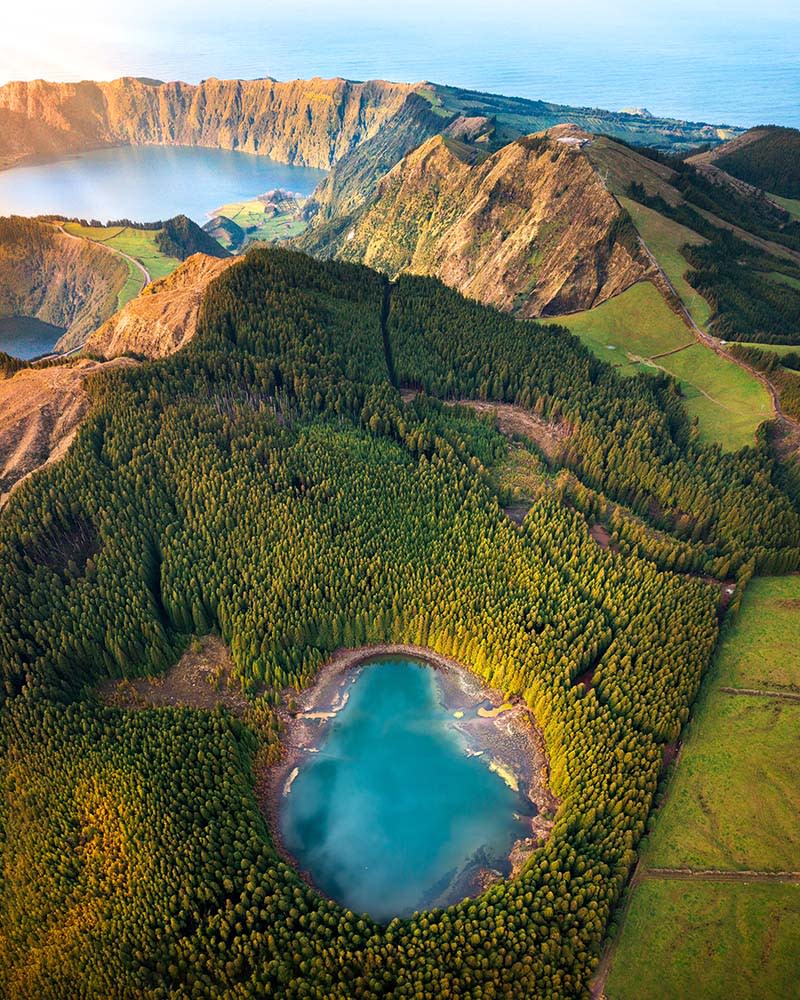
left=639, top=236, right=800, bottom=437
left=57, top=223, right=152, bottom=286
left=29, top=224, right=153, bottom=363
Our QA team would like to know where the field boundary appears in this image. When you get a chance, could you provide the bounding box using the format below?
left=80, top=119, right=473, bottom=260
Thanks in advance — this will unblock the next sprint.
left=646, top=867, right=800, bottom=884
left=719, top=685, right=800, bottom=701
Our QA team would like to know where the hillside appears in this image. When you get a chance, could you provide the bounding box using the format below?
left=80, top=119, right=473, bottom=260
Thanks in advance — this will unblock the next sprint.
left=596, top=139, right=800, bottom=344
left=689, top=126, right=800, bottom=199
left=154, top=215, right=231, bottom=260
left=302, top=126, right=652, bottom=317
left=0, top=217, right=129, bottom=349
left=311, top=83, right=741, bottom=221
left=1, top=247, right=798, bottom=998
left=203, top=215, right=246, bottom=251
left=84, top=253, right=235, bottom=359
left=0, top=356, right=134, bottom=502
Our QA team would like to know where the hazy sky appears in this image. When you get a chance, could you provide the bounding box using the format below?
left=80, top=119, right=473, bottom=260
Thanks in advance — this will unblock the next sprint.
left=2, top=0, right=799, bottom=124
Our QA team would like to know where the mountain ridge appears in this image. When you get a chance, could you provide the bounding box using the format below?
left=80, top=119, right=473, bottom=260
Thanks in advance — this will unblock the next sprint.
left=0, top=75, right=742, bottom=176
left=302, top=125, right=654, bottom=317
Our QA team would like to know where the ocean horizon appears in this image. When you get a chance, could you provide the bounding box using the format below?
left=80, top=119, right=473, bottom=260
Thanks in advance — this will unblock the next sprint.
left=3, top=3, right=799, bottom=129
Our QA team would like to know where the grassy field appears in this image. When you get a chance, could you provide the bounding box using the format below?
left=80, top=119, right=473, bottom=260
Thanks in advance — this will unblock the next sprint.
left=606, top=880, right=800, bottom=1000
left=738, top=341, right=800, bottom=358
left=63, top=223, right=183, bottom=302
left=102, top=228, right=181, bottom=281
left=767, top=270, right=800, bottom=292
left=547, top=282, right=772, bottom=450
left=769, top=192, right=800, bottom=220
left=713, top=576, right=800, bottom=691
left=548, top=281, right=693, bottom=365
left=620, top=196, right=713, bottom=327
left=606, top=574, right=800, bottom=1000
left=211, top=196, right=307, bottom=246
left=663, top=343, right=772, bottom=448
left=642, top=576, right=800, bottom=871
left=644, top=691, right=799, bottom=871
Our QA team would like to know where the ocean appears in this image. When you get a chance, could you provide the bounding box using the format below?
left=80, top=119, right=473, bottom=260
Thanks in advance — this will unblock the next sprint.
left=3, top=2, right=798, bottom=129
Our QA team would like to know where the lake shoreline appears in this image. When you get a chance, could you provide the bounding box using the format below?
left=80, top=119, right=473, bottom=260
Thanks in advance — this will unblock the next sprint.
left=0, top=143, right=327, bottom=226
left=259, top=642, right=559, bottom=919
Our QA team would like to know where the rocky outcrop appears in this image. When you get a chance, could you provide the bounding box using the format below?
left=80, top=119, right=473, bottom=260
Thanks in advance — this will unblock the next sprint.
left=0, top=77, right=417, bottom=170
left=0, top=217, right=128, bottom=345
left=0, top=357, right=134, bottom=502
left=84, top=253, right=235, bottom=359
left=307, top=125, right=652, bottom=317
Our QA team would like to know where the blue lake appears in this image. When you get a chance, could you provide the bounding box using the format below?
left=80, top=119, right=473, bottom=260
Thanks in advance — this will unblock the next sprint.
left=0, top=145, right=327, bottom=225
left=0, top=316, right=66, bottom=360
left=280, top=658, right=531, bottom=922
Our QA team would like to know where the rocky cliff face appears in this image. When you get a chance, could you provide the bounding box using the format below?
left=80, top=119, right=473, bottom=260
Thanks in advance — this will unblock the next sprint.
left=0, top=77, right=416, bottom=170
left=307, top=126, right=652, bottom=317
left=0, top=218, right=128, bottom=345
left=310, top=92, right=453, bottom=222
left=84, top=253, right=235, bottom=359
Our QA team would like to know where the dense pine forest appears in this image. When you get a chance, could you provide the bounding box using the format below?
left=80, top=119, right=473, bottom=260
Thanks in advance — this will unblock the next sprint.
left=713, top=126, right=800, bottom=199
left=1, top=249, right=798, bottom=998
left=625, top=170, right=800, bottom=344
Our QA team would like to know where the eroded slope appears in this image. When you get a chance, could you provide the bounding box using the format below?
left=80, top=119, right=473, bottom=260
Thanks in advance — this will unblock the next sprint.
left=85, top=253, right=236, bottom=359
left=0, top=217, right=129, bottom=347
left=0, top=357, right=134, bottom=502
left=307, top=126, right=652, bottom=316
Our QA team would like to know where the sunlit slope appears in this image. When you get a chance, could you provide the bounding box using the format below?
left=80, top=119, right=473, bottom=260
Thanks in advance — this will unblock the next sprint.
left=303, top=126, right=652, bottom=317
left=0, top=217, right=129, bottom=347
left=545, top=283, right=771, bottom=450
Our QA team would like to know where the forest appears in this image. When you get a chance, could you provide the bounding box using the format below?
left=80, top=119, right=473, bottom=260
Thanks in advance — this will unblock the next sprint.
left=625, top=176, right=800, bottom=343
left=1, top=248, right=798, bottom=998
left=713, top=126, right=800, bottom=199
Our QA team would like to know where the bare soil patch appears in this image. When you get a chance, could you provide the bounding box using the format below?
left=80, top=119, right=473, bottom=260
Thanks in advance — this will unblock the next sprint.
left=0, top=356, right=136, bottom=504
left=588, top=522, right=622, bottom=554
left=400, top=390, right=571, bottom=462
left=449, top=399, right=571, bottom=462
left=97, top=635, right=248, bottom=713
left=503, top=502, right=533, bottom=525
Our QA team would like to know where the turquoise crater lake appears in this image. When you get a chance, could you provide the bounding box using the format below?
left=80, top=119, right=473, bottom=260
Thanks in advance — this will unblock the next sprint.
left=279, top=657, right=535, bottom=922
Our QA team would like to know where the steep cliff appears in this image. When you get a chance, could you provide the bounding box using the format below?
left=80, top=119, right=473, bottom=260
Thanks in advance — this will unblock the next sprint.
left=0, top=76, right=416, bottom=170
left=310, top=92, right=454, bottom=221
left=305, top=126, right=652, bottom=317
left=0, top=217, right=129, bottom=346
left=84, top=253, right=235, bottom=359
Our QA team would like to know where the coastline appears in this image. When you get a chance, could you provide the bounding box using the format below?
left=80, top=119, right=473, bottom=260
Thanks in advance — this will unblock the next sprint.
left=258, top=642, right=559, bottom=915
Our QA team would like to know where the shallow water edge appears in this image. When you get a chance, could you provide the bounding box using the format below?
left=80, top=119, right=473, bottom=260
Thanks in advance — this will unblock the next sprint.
left=261, top=643, right=559, bottom=919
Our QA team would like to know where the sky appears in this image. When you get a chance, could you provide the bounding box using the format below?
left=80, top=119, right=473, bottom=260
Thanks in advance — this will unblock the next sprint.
left=2, top=0, right=799, bottom=125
